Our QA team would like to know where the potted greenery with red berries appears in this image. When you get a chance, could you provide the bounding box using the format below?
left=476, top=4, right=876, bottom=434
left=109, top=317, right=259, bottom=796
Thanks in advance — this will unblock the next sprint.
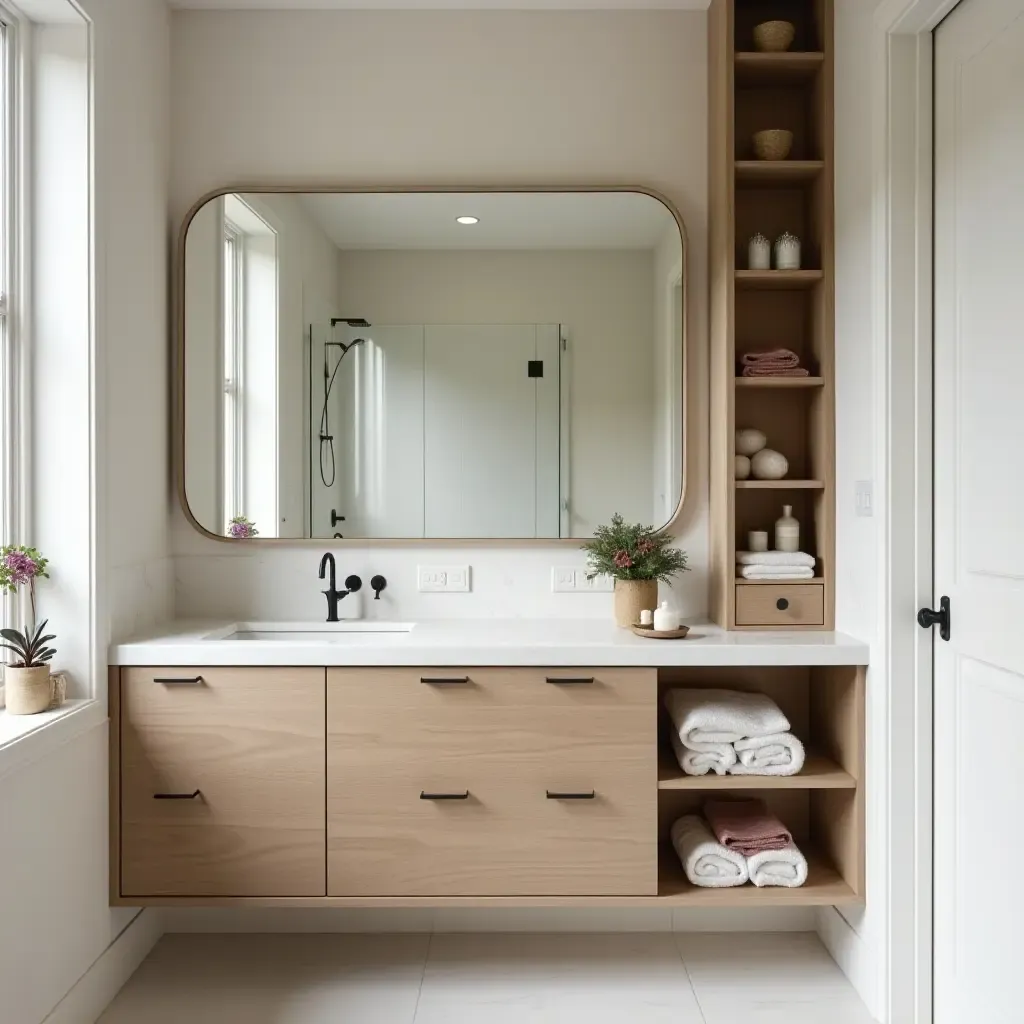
left=0, top=545, right=55, bottom=715
left=582, top=514, right=689, bottom=627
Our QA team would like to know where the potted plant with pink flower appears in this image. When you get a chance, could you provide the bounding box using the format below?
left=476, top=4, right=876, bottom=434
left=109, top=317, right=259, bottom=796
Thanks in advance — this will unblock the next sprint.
left=0, top=545, right=55, bottom=715
left=227, top=515, right=259, bottom=539
left=582, top=514, right=689, bottom=628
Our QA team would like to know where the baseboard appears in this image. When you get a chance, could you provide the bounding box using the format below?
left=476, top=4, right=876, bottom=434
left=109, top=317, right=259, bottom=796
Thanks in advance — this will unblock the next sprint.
left=817, top=906, right=880, bottom=1019
left=42, top=909, right=164, bottom=1024
left=162, top=906, right=814, bottom=934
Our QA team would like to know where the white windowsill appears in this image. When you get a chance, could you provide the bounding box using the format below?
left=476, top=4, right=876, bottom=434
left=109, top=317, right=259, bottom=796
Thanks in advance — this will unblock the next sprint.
left=0, top=698, right=106, bottom=780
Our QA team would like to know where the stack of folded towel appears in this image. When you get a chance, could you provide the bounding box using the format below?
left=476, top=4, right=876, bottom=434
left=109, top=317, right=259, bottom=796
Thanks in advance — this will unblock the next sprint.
left=740, top=348, right=810, bottom=378
left=671, top=799, right=809, bottom=889
left=737, top=550, right=817, bottom=581
left=664, top=687, right=806, bottom=777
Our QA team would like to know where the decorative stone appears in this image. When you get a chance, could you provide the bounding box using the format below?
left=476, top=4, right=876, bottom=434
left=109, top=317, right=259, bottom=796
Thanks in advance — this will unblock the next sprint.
left=735, top=454, right=752, bottom=480
left=735, top=428, right=768, bottom=457
left=751, top=448, right=790, bottom=480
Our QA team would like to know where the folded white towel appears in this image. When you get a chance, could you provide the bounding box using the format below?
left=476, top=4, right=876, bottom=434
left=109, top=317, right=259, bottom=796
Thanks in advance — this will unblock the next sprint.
left=737, top=550, right=817, bottom=567
left=730, top=732, right=806, bottom=776
left=747, top=842, right=809, bottom=888
left=664, top=689, right=792, bottom=760
left=670, top=728, right=736, bottom=776
left=671, top=815, right=749, bottom=888
left=739, top=566, right=816, bottom=580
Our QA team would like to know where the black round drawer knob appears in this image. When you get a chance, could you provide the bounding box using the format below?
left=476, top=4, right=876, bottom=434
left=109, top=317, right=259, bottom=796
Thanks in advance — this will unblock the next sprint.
left=776, top=598, right=790, bottom=611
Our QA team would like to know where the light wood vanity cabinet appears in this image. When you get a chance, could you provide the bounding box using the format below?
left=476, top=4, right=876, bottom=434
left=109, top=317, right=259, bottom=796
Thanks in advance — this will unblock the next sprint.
left=326, top=668, right=658, bottom=897
left=117, top=667, right=326, bottom=898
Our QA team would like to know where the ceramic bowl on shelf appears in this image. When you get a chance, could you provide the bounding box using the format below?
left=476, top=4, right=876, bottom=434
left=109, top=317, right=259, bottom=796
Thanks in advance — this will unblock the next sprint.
left=753, top=129, right=794, bottom=161
left=753, top=20, right=796, bottom=53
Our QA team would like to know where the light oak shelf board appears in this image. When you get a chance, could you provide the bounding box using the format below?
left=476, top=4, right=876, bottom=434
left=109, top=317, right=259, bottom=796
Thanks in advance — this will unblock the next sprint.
left=735, top=480, right=825, bottom=490
left=735, top=377, right=825, bottom=388
left=658, top=848, right=859, bottom=906
left=657, top=751, right=855, bottom=790
left=735, top=160, right=824, bottom=184
left=734, top=577, right=825, bottom=586
left=734, top=51, right=825, bottom=84
left=736, top=270, right=824, bottom=291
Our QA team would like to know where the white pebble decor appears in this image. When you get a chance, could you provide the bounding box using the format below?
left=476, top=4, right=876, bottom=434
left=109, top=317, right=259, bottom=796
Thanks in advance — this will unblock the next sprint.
left=751, top=448, right=790, bottom=480
left=735, top=454, right=752, bottom=480
left=735, top=428, right=768, bottom=457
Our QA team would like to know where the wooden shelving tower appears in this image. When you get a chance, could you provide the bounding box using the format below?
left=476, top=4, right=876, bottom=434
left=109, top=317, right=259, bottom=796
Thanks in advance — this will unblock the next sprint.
left=709, top=0, right=836, bottom=631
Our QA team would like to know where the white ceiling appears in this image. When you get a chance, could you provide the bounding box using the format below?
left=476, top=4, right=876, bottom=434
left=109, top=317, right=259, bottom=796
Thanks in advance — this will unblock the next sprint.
left=293, top=191, right=678, bottom=251
left=169, top=1, right=710, bottom=10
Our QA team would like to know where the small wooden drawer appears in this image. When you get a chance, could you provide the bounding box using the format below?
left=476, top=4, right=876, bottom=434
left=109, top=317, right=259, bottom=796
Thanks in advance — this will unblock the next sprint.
left=119, top=667, right=326, bottom=898
left=736, top=584, right=825, bottom=627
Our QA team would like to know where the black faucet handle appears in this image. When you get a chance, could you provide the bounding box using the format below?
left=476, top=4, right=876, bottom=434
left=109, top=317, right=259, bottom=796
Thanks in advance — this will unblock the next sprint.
left=344, top=574, right=362, bottom=593
left=370, top=575, right=387, bottom=600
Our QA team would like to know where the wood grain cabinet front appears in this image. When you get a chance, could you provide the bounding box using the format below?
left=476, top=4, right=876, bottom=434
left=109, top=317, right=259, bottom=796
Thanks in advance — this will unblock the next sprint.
left=325, top=668, right=658, bottom=897
left=118, top=667, right=326, bottom=898
left=735, top=584, right=826, bottom=628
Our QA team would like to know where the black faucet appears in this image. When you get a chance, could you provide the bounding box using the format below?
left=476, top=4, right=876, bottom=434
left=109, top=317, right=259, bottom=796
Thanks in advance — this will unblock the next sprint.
left=318, top=553, right=362, bottom=623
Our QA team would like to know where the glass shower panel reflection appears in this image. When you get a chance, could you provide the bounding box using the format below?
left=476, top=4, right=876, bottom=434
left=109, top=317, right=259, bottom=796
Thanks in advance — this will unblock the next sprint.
left=308, top=323, right=563, bottom=539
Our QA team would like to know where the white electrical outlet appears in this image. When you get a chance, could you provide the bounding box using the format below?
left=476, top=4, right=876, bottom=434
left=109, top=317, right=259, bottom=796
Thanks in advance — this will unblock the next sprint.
left=418, top=565, right=471, bottom=593
left=551, top=568, right=614, bottom=593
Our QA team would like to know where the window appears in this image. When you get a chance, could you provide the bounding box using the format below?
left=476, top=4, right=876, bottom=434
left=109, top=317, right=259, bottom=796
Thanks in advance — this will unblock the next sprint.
left=222, top=218, right=244, bottom=527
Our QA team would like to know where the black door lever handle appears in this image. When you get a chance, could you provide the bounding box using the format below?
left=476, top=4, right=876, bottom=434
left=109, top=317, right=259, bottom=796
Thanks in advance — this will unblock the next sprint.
left=917, top=596, right=951, bottom=642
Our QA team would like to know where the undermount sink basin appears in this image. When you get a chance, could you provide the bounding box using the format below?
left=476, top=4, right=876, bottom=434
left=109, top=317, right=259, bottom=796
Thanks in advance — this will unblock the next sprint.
left=207, top=621, right=416, bottom=641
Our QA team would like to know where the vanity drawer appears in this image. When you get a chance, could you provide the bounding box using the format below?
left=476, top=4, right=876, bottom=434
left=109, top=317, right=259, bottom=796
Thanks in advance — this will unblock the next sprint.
left=735, top=584, right=825, bottom=628
left=326, top=667, right=657, bottom=896
left=119, top=667, right=326, bottom=897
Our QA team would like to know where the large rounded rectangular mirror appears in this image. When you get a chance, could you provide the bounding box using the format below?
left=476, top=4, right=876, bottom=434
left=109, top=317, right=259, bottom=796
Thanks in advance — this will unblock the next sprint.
left=180, top=189, right=686, bottom=541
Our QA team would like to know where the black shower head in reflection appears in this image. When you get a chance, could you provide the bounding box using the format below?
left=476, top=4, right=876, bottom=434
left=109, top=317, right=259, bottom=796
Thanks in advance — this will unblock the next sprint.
left=319, top=336, right=367, bottom=490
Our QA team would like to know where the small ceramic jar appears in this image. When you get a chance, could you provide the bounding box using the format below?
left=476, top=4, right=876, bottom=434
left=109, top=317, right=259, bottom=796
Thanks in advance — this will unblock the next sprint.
left=774, top=233, right=802, bottom=270
left=748, top=530, right=769, bottom=553
left=748, top=233, right=771, bottom=270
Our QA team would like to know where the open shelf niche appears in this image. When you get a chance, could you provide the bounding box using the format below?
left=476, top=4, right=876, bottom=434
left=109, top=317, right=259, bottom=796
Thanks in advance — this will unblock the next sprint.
left=709, top=0, right=836, bottom=630
left=655, top=665, right=864, bottom=906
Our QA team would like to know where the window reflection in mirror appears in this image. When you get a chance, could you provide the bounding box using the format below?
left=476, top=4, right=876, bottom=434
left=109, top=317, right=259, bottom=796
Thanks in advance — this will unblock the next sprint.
left=182, top=191, right=686, bottom=541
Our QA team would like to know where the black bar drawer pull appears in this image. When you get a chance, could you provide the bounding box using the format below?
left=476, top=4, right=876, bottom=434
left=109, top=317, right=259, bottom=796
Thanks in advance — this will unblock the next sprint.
left=420, top=791, right=470, bottom=800
left=545, top=677, right=595, bottom=686
left=154, top=790, right=202, bottom=800
left=153, top=676, right=204, bottom=686
left=546, top=790, right=596, bottom=800
left=420, top=677, right=470, bottom=685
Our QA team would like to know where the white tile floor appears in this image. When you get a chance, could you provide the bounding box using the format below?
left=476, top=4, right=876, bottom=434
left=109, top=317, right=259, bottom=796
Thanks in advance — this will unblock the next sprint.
left=98, top=931, right=877, bottom=1024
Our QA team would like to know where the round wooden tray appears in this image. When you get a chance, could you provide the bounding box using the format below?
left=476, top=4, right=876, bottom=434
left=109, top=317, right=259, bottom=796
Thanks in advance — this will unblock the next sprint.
left=630, top=623, right=690, bottom=640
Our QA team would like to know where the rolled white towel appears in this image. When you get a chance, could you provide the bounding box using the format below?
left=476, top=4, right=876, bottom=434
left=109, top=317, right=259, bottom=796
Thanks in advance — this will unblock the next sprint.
left=737, top=550, right=816, bottom=567
left=747, top=842, right=809, bottom=888
left=664, top=689, right=792, bottom=760
left=739, top=565, right=815, bottom=580
left=671, top=815, right=749, bottom=888
left=730, top=732, right=806, bottom=776
left=670, top=728, right=736, bottom=776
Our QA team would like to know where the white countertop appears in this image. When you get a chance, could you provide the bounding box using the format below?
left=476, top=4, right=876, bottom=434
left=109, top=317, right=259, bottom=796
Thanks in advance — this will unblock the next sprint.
left=109, top=619, right=869, bottom=668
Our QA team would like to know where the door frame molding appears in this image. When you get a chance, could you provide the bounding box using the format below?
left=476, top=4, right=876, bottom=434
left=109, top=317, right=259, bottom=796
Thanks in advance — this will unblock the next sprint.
left=870, top=2, right=960, bottom=1022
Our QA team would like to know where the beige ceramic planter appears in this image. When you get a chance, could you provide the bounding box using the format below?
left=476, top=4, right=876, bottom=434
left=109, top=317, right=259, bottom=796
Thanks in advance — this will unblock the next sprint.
left=5, top=666, right=52, bottom=715
left=613, top=579, right=659, bottom=629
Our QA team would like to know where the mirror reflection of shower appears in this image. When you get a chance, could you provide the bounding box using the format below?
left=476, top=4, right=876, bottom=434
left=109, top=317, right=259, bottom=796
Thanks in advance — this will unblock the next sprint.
left=318, top=317, right=370, bottom=490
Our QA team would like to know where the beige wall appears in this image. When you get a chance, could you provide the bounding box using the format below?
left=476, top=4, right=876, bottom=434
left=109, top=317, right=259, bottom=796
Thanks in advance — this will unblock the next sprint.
left=337, top=247, right=659, bottom=536
left=169, top=9, right=709, bottom=620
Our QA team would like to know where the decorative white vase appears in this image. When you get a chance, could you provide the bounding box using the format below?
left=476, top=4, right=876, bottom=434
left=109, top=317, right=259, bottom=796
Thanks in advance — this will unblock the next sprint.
left=774, top=232, right=802, bottom=270
left=735, top=428, right=767, bottom=457
left=751, top=448, right=790, bottom=480
left=775, top=504, right=801, bottom=553
left=4, top=666, right=52, bottom=715
left=748, top=233, right=771, bottom=270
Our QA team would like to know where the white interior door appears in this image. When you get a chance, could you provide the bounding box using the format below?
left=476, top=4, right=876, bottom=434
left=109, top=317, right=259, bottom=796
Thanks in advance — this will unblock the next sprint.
left=934, top=2, right=1024, bottom=1020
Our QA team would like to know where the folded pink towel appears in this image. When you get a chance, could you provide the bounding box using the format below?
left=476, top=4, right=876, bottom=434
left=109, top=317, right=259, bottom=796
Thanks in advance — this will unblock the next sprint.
left=739, top=349, right=809, bottom=377
left=703, top=798, right=793, bottom=856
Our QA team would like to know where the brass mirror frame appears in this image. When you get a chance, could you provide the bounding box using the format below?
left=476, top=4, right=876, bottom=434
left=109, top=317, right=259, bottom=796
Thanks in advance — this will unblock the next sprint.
left=175, top=185, right=692, bottom=545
